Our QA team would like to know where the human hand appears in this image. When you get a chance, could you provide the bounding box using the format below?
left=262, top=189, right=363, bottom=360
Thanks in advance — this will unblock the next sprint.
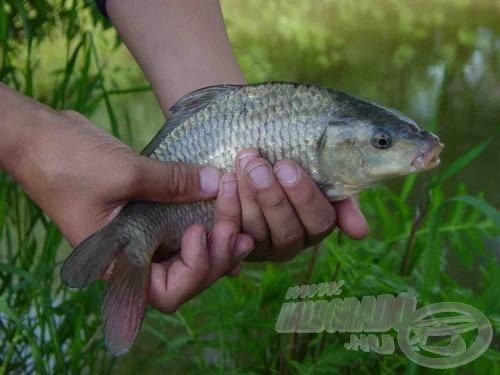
left=13, top=109, right=252, bottom=312
left=218, top=149, right=370, bottom=262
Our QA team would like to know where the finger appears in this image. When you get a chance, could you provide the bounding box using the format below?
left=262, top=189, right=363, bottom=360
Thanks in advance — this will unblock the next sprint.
left=130, top=157, right=221, bottom=202
left=202, top=221, right=253, bottom=288
left=214, top=173, right=241, bottom=227
left=242, top=156, right=305, bottom=258
left=235, top=149, right=270, bottom=244
left=274, top=160, right=337, bottom=244
left=149, top=224, right=209, bottom=313
left=333, top=197, right=370, bottom=239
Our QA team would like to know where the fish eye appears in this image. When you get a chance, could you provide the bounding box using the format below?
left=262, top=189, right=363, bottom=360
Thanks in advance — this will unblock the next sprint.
left=371, top=129, right=392, bottom=149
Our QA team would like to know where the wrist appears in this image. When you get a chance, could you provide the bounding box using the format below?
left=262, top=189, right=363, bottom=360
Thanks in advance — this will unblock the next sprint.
left=0, top=84, right=59, bottom=184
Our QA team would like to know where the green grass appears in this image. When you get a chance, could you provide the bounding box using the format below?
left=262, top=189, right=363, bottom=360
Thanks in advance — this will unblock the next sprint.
left=1, top=1, right=499, bottom=374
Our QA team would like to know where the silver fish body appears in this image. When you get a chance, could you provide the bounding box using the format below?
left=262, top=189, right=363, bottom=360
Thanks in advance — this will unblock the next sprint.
left=60, top=82, right=443, bottom=355
left=126, top=83, right=345, bottom=252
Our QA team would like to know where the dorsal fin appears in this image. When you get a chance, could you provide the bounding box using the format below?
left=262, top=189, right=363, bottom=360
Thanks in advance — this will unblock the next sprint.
left=141, top=84, right=240, bottom=156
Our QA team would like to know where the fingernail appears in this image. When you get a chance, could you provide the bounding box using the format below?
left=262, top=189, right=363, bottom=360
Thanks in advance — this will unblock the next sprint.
left=200, top=167, right=220, bottom=195
left=248, top=163, right=273, bottom=188
left=221, top=175, right=237, bottom=197
left=275, top=164, right=298, bottom=185
left=234, top=235, right=253, bottom=261
left=239, top=151, right=259, bottom=170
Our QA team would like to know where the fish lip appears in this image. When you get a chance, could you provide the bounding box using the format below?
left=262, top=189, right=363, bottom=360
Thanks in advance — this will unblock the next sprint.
left=411, top=142, right=444, bottom=171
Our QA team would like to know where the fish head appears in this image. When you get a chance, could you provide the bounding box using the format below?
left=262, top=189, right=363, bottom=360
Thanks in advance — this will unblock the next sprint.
left=319, top=99, right=443, bottom=200
left=358, top=123, right=443, bottom=175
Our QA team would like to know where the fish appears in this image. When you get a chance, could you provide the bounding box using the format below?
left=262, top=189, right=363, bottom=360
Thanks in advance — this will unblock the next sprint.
left=60, top=82, right=443, bottom=355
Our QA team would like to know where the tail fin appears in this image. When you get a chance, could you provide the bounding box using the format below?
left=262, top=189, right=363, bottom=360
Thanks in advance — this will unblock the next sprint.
left=102, top=252, right=150, bottom=356
left=60, top=220, right=127, bottom=288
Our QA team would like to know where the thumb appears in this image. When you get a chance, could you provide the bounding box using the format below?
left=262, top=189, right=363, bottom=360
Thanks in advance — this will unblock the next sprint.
left=129, top=156, right=221, bottom=203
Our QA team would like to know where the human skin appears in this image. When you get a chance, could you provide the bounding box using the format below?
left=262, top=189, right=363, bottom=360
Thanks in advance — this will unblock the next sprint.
left=106, top=0, right=369, bottom=262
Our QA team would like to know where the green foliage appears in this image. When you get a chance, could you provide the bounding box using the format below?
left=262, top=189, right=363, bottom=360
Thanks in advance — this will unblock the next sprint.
left=0, top=1, right=499, bottom=374
left=121, top=174, right=499, bottom=374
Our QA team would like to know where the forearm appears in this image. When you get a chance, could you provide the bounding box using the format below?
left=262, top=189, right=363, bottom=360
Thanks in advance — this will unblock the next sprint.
left=0, top=83, right=56, bottom=182
left=105, top=0, right=245, bottom=115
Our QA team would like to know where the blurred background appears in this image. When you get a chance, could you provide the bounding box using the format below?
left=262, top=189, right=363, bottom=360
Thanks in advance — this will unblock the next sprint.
left=0, top=0, right=498, bottom=373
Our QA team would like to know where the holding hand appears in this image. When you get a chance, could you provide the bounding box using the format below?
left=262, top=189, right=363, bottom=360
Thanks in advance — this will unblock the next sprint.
left=220, top=149, right=370, bottom=262
left=7, top=106, right=252, bottom=313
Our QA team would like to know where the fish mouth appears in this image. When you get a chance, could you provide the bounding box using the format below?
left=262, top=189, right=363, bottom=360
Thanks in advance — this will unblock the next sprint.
left=411, top=141, right=444, bottom=171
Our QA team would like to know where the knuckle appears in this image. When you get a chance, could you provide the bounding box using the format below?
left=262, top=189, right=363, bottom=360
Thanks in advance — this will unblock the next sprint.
left=294, top=184, right=317, bottom=206
left=220, top=220, right=239, bottom=235
left=262, top=191, right=288, bottom=210
left=308, top=215, right=337, bottom=239
left=252, top=232, right=269, bottom=244
left=238, top=182, right=257, bottom=202
left=243, top=223, right=268, bottom=243
left=168, top=163, right=190, bottom=196
left=218, top=212, right=240, bottom=224
left=275, top=225, right=304, bottom=248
